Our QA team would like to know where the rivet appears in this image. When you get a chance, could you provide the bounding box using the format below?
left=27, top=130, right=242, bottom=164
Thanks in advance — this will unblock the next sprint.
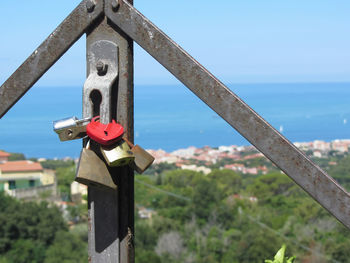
left=111, top=0, right=120, bottom=11
left=86, top=0, right=96, bottom=13
left=96, top=61, right=108, bottom=75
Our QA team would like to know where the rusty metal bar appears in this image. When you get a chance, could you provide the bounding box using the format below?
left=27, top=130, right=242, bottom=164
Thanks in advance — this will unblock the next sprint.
left=0, top=0, right=103, bottom=118
left=85, top=6, right=134, bottom=262
left=106, top=0, right=350, bottom=229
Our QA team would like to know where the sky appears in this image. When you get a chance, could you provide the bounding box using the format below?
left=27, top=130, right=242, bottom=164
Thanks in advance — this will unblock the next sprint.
left=0, top=0, right=350, bottom=86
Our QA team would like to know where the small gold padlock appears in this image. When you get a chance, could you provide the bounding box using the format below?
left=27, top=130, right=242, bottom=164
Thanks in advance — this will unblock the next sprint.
left=100, top=139, right=135, bottom=167
left=75, top=141, right=117, bottom=190
left=124, top=138, right=155, bottom=174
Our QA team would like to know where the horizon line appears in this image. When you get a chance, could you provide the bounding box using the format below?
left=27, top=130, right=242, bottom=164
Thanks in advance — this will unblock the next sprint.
left=34, top=80, right=350, bottom=88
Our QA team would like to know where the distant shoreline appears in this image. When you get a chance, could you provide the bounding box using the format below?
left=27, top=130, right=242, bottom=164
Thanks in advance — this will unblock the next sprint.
left=25, top=138, right=349, bottom=161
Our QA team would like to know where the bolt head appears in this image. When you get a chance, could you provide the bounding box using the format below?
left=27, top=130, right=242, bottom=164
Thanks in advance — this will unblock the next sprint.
left=86, top=0, right=96, bottom=12
left=96, top=61, right=108, bottom=75
left=111, top=0, right=120, bottom=11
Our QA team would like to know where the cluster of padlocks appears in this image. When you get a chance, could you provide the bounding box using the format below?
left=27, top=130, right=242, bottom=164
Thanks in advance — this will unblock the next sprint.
left=53, top=116, right=154, bottom=190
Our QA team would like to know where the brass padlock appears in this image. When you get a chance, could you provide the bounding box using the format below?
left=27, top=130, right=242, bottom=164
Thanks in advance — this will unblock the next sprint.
left=124, top=138, right=155, bottom=174
left=100, top=139, right=135, bottom=167
left=75, top=141, right=117, bottom=190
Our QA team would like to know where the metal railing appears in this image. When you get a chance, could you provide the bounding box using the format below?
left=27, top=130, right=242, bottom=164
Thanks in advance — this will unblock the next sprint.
left=0, top=0, right=349, bottom=262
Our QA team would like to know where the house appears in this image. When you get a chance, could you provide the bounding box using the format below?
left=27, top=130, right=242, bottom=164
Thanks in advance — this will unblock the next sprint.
left=0, top=151, right=10, bottom=163
left=71, top=181, right=88, bottom=203
left=0, top=160, right=56, bottom=200
left=138, top=207, right=154, bottom=219
left=180, top=164, right=212, bottom=175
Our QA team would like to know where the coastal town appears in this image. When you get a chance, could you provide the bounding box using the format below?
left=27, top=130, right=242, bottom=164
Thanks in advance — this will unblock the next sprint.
left=0, top=138, right=349, bottom=218
left=1, top=139, right=350, bottom=198
left=147, top=139, right=350, bottom=175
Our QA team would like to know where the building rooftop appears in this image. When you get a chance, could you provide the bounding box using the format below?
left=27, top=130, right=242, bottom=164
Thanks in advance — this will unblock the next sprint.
left=0, top=161, right=43, bottom=172
left=0, top=151, right=10, bottom=157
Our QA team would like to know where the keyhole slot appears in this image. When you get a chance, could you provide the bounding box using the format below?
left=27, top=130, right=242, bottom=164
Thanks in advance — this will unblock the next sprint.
left=90, top=90, right=102, bottom=116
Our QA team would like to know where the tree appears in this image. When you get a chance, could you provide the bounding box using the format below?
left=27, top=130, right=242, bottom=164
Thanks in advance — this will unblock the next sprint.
left=207, top=169, right=242, bottom=196
left=8, top=153, right=26, bottom=161
left=155, top=231, right=185, bottom=260
left=135, top=250, right=161, bottom=263
left=56, top=166, right=75, bottom=200
left=5, top=239, right=45, bottom=263
left=0, top=193, right=66, bottom=254
left=44, top=231, right=87, bottom=263
left=192, top=178, right=221, bottom=223
left=236, top=227, right=281, bottom=263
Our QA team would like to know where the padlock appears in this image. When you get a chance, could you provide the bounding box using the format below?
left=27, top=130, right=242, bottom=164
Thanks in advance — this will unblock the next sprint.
left=86, top=116, right=124, bottom=146
left=53, top=116, right=91, bottom=141
left=75, top=141, right=117, bottom=190
left=100, top=139, right=135, bottom=167
left=124, top=138, right=155, bottom=174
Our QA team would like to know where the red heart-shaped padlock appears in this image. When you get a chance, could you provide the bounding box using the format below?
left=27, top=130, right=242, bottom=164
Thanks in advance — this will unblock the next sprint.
left=86, top=116, right=124, bottom=146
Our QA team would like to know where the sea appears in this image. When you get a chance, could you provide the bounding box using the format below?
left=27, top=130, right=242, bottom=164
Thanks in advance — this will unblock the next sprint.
left=0, top=82, right=349, bottom=159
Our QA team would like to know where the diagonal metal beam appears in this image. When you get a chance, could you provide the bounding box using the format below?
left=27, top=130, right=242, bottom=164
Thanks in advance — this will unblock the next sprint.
left=0, top=0, right=104, bottom=118
left=106, top=0, right=350, bottom=229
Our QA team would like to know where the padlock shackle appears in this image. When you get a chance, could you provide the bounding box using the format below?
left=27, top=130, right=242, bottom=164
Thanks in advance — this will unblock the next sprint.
left=123, top=137, right=134, bottom=148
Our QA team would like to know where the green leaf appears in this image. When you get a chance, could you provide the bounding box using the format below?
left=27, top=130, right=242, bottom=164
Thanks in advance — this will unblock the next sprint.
left=286, top=256, right=296, bottom=263
left=274, top=244, right=286, bottom=263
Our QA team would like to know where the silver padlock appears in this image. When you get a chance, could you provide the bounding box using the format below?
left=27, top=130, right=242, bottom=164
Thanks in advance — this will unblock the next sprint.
left=53, top=116, right=91, bottom=141
left=100, top=139, right=135, bottom=167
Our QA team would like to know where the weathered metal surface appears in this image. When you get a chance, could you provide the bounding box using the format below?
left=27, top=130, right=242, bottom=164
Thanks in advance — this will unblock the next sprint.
left=76, top=147, right=118, bottom=190
left=85, top=21, right=120, bottom=263
left=83, top=40, right=119, bottom=122
left=100, top=140, right=135, bottom=167
left=124, top=138, right=155, bottom=174
left=85, top=13, right=134, bottom=262
left=106, top=0, right=135, bottom=261
left=0, top=0, right=103, bottom=118
left=106, top=0, right=350, bottom=229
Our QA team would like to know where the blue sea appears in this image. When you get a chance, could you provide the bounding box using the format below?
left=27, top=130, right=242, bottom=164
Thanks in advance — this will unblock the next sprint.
left=0, top=82, right=349, bottom=159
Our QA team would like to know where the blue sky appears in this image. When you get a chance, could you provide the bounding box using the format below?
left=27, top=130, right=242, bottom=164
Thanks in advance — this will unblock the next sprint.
left=0, top=0, right=349, bottom=86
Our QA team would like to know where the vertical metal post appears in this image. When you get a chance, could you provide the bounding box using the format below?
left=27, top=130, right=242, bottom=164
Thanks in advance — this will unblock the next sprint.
left=84, top=2, right=134, bottom=261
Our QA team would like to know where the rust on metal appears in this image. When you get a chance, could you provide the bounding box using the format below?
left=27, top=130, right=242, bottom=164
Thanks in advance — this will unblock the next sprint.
left=105, top=0, right=350, bottom=229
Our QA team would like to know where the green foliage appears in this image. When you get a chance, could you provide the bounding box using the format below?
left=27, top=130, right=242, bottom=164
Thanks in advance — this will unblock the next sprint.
left=4, top=239, right=45, bottom=263
left=328, top=155, right=350, bottom=189
left=207, top=169, right=242, bottom=195
left=2, top=150, right=350, bottom=263
left=0, top=192, right=79, bottom=263
left=55, top=165, right=75, bottom=200
left=143, top=163, right=178, bottom=176
left=0, top=193, right=66, bottom=254
left=192, top=177, right=221, bottom=223
left=135, top=249, right=161, bottom=263
left=236, top=227, right=282, bottom=263
left=8, top=152, right=26, bottom=161
left=40, top=159, right=75, bottom=170
left=265, top=245, right=295, bottom=263
left=67, top=203, right=88, bottom=223
left=133, top=157, right=350, bottom=263
left=329, top=241, right=350, bottom=262
left=44, top=231, right=87, bottom=263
